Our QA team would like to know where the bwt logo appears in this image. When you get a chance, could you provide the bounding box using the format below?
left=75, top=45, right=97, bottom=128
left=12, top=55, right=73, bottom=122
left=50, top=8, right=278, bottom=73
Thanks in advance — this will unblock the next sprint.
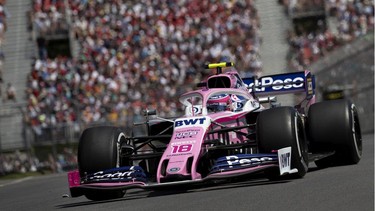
left=280, top=152, right=291, bottom=168
left=248, top=77, right=304, bottom=92
left=175, top=117, right=206, bottom=127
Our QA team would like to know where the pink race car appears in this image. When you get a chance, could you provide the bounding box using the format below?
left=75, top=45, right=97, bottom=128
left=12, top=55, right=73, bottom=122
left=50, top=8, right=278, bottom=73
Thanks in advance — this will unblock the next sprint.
left=68, top=62, right=362, bottom=201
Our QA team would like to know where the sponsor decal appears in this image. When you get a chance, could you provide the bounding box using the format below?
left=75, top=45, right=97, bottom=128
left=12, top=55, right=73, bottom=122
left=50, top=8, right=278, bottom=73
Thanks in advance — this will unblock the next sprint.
left=277, top=147, right=298, bottom=175
left=307, top=78, right=313, bottom=95
left=210, top=154, right=278, bottom=173
left=279, top=151, right=290, bottom=169
left=166, top=152, right=192, bottom=157
left=248, top=77, right=304, bottom=92
left=175, top=117, right=207, bottom=127
left=175, top=131, right=199, bottom=139
left=193, top=106, right=201, bottom=114
left=210, top=94, right=229, bottom=100
left=171, top=140, right=196, bottom=145
left=168, top=167, right=180, bottom=173
left=230, top=94, right=242, bottom=102
left=233, top=102, right=244, bottom=110
left=86, top=166, right=147, bottom=182
left=243, top=72, right=307, bottom=93
left=226, top=155, right=274, bottom=168
left=89, top=170, right=135, bottom=180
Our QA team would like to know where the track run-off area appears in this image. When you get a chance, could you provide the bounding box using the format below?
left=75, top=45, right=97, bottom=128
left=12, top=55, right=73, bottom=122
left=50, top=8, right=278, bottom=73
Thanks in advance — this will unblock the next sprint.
left=0, top=134, right=373, bottom=211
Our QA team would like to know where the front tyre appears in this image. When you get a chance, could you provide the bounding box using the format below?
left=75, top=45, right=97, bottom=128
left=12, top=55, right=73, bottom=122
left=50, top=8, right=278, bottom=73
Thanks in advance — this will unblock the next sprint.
left=78, top=126, right=126, bottom=200
left=308, top=100, right=362, bottom=168
left=257, top=107, right=308, bottom=179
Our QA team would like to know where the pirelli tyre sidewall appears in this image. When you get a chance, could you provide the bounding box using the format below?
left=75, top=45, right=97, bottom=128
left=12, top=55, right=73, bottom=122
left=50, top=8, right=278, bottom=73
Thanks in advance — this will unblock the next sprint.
left=78, top=126, right=126, bottom=201
left=257, top=107, right=308, bottom=179
left=307, top=99, right=362, bottom=167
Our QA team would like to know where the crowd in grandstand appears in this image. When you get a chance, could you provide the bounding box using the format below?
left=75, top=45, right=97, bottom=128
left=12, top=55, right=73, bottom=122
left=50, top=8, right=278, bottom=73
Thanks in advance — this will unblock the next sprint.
left=279, top=0, right=325, bottom=15
left=20, top=0, right=375, bottom=141
left=0, top=151, right=38, bottom=175
left=32, top=0, right=68, bottom=39
left=283, top=0, right=374, bottom=71
left=26, top=0, right=263, bottom=133
left=26, top=0, right=374, bottom=132
left=326, top=0, right=374, bottom=41
left=0, top=148, right=77, bottom=175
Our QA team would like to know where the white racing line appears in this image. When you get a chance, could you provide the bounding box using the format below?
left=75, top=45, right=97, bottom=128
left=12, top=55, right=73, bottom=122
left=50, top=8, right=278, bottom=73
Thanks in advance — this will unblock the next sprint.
left=0, top=176, right=34, bottom=187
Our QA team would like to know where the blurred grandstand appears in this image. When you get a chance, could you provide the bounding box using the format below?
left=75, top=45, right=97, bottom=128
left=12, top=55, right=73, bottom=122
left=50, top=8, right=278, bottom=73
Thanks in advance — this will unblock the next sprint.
left=0, top=0, right=373, bottom=175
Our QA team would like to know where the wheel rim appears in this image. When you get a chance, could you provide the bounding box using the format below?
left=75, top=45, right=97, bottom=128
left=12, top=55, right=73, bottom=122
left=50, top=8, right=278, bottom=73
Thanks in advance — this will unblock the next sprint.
left=294, top=113, right=308, bottom=171
left=117, top=132, right=126, bottom=168
left=351, top=104, right=362, bottom=158
left=294, top=114, right=302, bottom=158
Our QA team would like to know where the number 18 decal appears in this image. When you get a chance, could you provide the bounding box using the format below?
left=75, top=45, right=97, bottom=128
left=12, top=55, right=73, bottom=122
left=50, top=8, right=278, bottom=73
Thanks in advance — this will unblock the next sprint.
left=171, top=144, right=193, bottom=154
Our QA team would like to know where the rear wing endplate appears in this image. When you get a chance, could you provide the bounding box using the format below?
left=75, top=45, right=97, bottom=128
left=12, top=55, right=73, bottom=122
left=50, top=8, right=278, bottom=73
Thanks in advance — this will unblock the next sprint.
left=242, top=71, right=315, bottom=99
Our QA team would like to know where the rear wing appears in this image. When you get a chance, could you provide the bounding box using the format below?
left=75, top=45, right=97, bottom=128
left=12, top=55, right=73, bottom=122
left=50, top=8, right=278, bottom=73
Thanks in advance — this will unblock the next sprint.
left=243, top=71, right=315, bottom=99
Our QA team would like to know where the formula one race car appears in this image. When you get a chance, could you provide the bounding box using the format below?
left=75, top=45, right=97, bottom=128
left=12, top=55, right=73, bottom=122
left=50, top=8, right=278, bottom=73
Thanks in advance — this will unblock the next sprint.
left=67, top=62, right=362, bottom=201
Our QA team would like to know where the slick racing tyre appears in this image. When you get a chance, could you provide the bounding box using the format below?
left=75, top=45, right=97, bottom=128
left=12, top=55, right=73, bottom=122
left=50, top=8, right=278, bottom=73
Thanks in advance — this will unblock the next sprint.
left=78, top=126, right=126, bottom=200
left=307, top=99, right=362, bottom=168
left=257, top=107, right=308, bottom=179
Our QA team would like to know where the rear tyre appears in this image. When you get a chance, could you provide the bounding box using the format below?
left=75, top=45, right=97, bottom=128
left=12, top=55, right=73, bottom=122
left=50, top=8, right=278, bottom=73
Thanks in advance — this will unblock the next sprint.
left=257, top=107, right=308, bottom=179
left=308, top=100, right=362, bottom=168
left=78, top=126, right=126, bottom=200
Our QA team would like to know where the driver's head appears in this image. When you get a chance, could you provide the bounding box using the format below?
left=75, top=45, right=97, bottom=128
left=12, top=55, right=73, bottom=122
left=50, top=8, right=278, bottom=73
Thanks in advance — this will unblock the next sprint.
left=207, top=94, right=232, bottom=112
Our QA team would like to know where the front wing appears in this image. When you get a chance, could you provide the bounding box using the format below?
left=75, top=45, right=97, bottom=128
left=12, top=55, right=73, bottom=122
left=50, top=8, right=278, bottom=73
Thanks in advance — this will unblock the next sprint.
left=68, top=147, right=296, bottom=196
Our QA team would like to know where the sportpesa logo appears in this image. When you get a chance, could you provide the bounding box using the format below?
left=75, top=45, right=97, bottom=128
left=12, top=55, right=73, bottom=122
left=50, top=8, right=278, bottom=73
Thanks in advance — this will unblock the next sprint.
left=226, top=155, right=274, bottom=167
left=248, top=77, right=304, bottom=92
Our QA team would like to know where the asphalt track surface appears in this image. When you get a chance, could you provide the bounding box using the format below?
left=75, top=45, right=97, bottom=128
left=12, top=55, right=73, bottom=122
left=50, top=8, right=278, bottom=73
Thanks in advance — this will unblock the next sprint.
left=0, top=134, right=373, bottom=211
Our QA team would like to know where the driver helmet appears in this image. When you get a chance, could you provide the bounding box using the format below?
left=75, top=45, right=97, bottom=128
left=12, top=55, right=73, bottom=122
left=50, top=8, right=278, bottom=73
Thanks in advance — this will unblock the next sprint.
left=207, top=94, right=232, bottom=112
